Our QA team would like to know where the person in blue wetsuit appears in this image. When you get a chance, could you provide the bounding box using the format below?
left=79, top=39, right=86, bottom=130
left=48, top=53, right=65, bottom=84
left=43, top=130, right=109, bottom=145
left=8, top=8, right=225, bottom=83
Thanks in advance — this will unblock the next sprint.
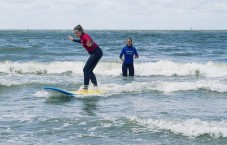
left=119, top=38, right=139, bottom=77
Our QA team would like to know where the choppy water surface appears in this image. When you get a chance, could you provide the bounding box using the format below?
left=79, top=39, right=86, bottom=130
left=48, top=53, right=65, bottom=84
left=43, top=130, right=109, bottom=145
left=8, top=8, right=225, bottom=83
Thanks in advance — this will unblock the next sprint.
left=0, top=30, right=227, bottom=145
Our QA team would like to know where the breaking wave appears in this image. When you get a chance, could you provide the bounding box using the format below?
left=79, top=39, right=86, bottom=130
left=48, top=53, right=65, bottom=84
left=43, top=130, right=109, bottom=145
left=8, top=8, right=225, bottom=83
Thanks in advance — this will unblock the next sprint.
left=0, top=60, right=227, bottom=78
left=129, top=116, right=227, bottom=138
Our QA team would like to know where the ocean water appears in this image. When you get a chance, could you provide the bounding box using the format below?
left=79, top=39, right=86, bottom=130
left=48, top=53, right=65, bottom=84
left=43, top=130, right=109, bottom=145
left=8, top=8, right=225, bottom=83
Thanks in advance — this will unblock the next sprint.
left=0, top=30, right=227, bottom=145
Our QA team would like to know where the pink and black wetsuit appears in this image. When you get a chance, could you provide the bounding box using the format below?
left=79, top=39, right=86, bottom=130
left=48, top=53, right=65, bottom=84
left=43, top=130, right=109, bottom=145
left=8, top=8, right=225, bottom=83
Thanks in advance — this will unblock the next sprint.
left=73, top=33, right=99, bottom=54
left=73, top=33, right=103, bottom=88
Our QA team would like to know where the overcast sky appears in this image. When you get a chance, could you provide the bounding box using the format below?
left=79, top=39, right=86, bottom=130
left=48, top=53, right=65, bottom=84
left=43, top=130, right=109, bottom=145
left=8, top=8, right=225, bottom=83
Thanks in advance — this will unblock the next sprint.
left=0, top=0, right=227, bottom=30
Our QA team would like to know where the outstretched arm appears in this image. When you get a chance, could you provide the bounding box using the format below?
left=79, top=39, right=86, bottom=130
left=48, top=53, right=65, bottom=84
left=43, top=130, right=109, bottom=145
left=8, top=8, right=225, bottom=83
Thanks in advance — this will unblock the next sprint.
left=68, top=35, right=81, bottom=43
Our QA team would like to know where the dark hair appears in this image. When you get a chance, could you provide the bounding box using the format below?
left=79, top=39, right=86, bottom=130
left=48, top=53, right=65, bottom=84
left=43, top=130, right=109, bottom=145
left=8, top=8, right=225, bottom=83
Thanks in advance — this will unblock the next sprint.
left=74, top=25, right=84, bottom=32
left=127, top=38, right=132, bottom=42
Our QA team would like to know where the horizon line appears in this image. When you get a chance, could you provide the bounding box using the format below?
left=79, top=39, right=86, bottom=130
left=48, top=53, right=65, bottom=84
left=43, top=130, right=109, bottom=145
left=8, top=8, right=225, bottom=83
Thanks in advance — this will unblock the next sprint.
left=0, top=28, right=227, bottom=31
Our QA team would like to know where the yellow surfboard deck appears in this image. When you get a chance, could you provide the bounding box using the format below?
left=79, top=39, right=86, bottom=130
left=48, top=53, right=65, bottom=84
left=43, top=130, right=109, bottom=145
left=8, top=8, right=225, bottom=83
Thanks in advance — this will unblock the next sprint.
left=72, top=89, right=104, bottom=95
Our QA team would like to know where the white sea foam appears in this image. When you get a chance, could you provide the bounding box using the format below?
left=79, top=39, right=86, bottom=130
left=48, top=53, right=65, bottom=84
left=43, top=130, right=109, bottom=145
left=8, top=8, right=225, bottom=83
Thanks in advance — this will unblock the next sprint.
left=153, top=80, right=227, bottom=93
left=33, top=90, right=50, bottom=98
left=0, top=112, right=36, bottom=122
left=30, top=79, right=226, bottom=98
left=100, top=80, right=227, bottom=94
left=0, top=61, right=84, bottom=75
left=0, top=77, right=55, bottom=87
left=129, top=116, right=227, bottom=138
left=6, top=80, right=227, bottom=94
left=0, top=78, right=24, bottom=86
left=135, top=60, right=227, bottom=78
left=0, top=60, right=227, bottom=78
left=0, top=75, right=80, bottom=87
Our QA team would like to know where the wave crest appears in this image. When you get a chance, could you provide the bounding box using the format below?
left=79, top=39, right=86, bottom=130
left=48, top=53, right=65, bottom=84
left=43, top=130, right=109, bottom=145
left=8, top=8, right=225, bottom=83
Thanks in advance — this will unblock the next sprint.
left=129, top=116, right=227, bottom=138
left=0, top=60, right=227, bottom=78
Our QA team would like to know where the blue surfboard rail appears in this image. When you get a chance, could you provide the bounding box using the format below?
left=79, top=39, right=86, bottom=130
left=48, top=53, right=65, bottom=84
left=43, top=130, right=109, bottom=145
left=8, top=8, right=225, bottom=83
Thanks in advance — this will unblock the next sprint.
left=44, top=87, right=75, bottom=97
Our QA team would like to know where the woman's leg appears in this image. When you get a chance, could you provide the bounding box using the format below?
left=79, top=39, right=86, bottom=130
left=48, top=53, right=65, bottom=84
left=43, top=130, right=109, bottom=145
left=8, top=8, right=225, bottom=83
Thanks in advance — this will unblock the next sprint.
left=83, top=48, right=102, bottom=88
left=122, top=63, right=128, bottom=77
left=83, top=56, right=93, bottom=89
left=89, top=71, right=97, bottom=86
left=129, top=63, right=134, bottom=76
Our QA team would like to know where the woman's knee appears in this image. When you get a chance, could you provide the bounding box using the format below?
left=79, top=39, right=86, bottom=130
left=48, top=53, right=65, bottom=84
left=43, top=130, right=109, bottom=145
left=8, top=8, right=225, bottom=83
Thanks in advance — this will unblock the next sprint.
left=83, top=67, right=89, bottom=74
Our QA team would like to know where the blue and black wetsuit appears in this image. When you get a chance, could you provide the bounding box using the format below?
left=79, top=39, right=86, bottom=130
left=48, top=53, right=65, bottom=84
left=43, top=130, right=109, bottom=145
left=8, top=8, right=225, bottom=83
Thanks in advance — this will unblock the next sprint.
left=119, top=45, right=138, bottom=77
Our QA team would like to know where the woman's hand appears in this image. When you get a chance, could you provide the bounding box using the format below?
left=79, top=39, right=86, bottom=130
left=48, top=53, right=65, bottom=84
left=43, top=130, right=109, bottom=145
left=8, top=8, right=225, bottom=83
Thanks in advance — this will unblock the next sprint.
left=86, top=41, right=93, bottom=47
left=68, top=35, right=74, bottom=41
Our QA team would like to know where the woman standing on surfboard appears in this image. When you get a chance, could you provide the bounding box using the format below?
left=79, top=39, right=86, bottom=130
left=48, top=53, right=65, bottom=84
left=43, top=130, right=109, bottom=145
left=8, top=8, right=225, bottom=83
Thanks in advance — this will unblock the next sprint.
left=68, top=25, right=103, bottom=93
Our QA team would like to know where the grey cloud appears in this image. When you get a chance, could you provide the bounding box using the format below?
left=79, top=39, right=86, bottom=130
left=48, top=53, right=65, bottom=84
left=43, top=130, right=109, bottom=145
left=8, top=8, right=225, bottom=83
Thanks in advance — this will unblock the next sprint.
left=0, top=0, right=226, bottom=29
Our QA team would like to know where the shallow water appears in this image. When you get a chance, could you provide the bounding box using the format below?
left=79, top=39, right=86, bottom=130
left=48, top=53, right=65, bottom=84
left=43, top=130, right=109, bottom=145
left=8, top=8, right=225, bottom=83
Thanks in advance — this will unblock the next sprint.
left=0, top=30, right=227, bottom=145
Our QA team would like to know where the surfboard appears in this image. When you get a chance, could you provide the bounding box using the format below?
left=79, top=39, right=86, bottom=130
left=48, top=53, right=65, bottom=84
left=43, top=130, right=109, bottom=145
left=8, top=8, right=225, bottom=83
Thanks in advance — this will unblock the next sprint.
left=44, top=87, right=76, bottom=97
left=44, top=87, right=104, bottom=97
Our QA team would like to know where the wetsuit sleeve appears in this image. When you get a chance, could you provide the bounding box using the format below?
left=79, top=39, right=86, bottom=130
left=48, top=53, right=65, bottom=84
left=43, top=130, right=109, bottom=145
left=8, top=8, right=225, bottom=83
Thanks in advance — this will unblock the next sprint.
left=119, top=48, right=124, bottom=59
left=134, top=48, right=139, bottom=58
left=72, top=39, right=81, bottom=43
